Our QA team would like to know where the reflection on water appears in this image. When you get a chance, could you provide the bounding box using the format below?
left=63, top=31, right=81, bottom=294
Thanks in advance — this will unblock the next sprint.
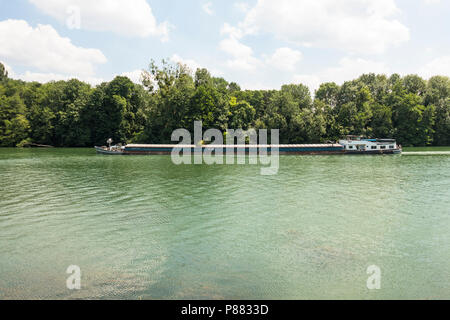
left=0, top=148, right=449, bottom=299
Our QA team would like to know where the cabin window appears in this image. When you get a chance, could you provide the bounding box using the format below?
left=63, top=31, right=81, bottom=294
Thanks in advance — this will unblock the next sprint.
left=348, top=146, right=353, bottom=149
left=371, top=146, right=377, bottom=150
left=380, top=146, right=386, bottom=149
left=390, top=145, right=395, bottom=149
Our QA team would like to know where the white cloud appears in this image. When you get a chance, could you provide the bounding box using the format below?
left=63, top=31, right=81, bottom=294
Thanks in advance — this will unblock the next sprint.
left=219, top=24, right=264, bottom=71
left=5, top=65, right=104, bottom=85
left=291, top=75, right=323, bottom=93
left=419, top=56, right=450, bottom=79
left=202, top=2, right=214, bottom=15
left=170, top=54, right=203, bottom=73
left=219, top=36, right=263, bottom=71
left=0, top=19, right=106, bottom=77
left=220, top=23, right=305, bottom=74
left=22, top=72, right=104, bottom=85
left=265, top=47, right=302, bottom=71
left=7, top=66, right=146, bottom=86
left=219, top=37, right=252, bottom=60
left=221, top=23, right=244, bottom=39
left=240, top=81, right=274, bottom=91
left=121, top=69, right=143, bottom=84
left=238, top=0, right=410, bottom=54
left=234, top=2, right=251, bottom=13
left=170, top=54, right=224, bottom=77
left=29, top=0, right=170, bottom=40
left=293, top=57, right=390, bottom=92
left=423, top=0, right=441, bottom=4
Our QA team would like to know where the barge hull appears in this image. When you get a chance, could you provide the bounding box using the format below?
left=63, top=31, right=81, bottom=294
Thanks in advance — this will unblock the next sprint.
left=123, top=151, right=346, bottom=155
left=96, top=144, right=402, bottom=155
left=122, top=145, right=346, bottom=155
left=344, top=150, right=402, bottom=155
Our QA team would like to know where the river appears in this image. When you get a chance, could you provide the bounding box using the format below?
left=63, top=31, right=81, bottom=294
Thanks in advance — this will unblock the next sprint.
left=0, top=148, right=449, bottom=299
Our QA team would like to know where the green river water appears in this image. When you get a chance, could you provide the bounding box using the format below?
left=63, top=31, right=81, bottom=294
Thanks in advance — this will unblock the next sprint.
left=0, top=148, right=449, bottom=299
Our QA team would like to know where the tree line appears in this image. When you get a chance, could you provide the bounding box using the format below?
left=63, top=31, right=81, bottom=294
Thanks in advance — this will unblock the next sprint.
left=0, top=60, right=449, bottom=147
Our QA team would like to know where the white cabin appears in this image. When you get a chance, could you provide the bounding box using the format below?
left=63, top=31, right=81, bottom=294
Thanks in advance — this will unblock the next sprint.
left=339, top=136, right=399, bottom=152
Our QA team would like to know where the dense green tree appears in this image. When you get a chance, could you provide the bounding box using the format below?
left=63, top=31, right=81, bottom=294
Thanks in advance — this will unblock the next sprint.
left=403, top=74, right=427, bottom=97
left=28, top=104, right=55, bottom=145
left=0, top=60, right=448, bottom=148
left=227, top=82, right=241, bottom=94
left=334, top=86, right=373, bottom=136
left=195, top=68, right=213, bottom=88
left=392, top=92, right=435, bottom=146
left=0, top=94, right=30, bottom=146
left=370, top=103, right=394, bottom=138
left=32, top=79, right=92, bottom=147
left=423, top=76, right=450, bottom=146
left=357, top=74, right=389, bottom=103
left=432, top=98, right=450, bottom=146
left=316, top=82, right=340, bottom=108
left=141, top=61, right=196, bottom=143
left=228, top=97, right=255, bottom=130
left=85, top=76, right=147, bottom=145
left=0, top=62, right=8, bottom=82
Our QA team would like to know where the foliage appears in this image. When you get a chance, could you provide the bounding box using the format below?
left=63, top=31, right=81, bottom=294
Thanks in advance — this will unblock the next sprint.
left=0, top=60, right=448, bottom=147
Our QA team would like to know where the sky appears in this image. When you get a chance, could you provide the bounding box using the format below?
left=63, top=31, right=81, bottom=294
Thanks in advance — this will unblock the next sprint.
left=0, top=0, right=449, bottom=92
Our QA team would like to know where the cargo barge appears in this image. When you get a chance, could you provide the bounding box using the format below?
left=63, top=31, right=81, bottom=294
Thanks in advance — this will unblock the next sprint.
left=95, top=136, right=402, bottom=155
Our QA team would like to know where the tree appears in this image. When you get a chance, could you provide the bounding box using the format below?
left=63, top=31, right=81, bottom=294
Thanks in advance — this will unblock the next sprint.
left=84, top=76, right=148, bottom=145
left=195, top=68, right=213, bottom=88
left=370, top=103, right=393, bottom=138
left=33, top=79, right=92, bottom=147
left=392, top=93, right=435, bottom=146
left=0, top=59, right=449, bottom=147
left=281, top=84, right=312, bottom=110
left=334, top=86, right=373, bottom=136
left=28, top=104, right=55, bottom=145
left=228, top=97, right=256, bottom=130
left=403, top=75, right=427, bottom=97
left=0, top=62, right=8, bottom=82
left=423, top=76, right=450, bottom=145
left=188, top=85, right=229, bottom=131
left=227, top=82, right=241, bottom=94
left=432, top=98, right=450, bottom=146
left=141, top=61, right=196, bottom=143
left=425, top=76, right=450, bottom=106
left=0, top=94, right=30, bottom=146
left=290, top=106, right=327, bottom=143
left=316, top=82, right=340, bottom=108
left=357, top=74, right=389, bottom=103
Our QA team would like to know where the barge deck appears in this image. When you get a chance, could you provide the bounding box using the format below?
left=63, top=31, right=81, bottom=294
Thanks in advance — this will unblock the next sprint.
left=95, top=142, right=402, bottom=156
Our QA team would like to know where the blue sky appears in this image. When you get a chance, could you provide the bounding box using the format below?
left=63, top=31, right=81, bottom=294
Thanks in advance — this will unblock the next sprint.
left=0, top=0, right=449, bottom=92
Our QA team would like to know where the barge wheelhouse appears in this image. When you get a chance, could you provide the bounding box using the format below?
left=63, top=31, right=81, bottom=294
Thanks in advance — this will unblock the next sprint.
left=339, top=136, right=402, bottom=154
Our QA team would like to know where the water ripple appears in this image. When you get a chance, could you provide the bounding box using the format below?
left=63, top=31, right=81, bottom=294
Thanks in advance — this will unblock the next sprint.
left=0, top=149, right=449, bottom=299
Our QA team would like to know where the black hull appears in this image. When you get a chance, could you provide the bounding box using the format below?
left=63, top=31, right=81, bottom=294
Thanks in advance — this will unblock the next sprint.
left=95, top=146, right=402, bottom=156
left=344, top=149, right=402, bottom=155
left=121, top=150, right=402, bottom=155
